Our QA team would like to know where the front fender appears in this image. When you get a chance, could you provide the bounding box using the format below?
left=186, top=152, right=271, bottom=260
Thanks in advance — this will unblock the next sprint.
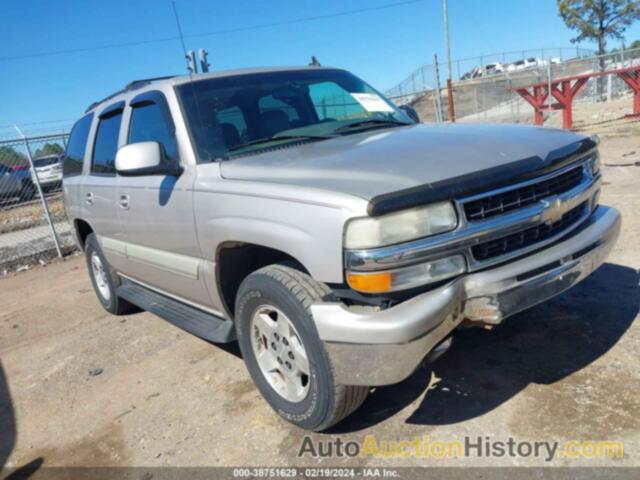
left=193, top=182, right=368, bottom=283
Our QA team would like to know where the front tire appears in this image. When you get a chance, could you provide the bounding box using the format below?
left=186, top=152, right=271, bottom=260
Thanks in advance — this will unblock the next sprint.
left=85, top=233, right=135, bottom=315
left=235, top=265, right=369, bottom=431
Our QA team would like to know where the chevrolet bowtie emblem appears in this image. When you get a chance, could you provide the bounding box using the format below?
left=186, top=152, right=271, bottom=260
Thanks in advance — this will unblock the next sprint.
left=540, top=196, right=565, bottom=225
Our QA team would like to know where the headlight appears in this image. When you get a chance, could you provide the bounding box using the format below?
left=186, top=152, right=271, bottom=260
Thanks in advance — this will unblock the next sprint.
left=347, top=255, right=466, bottom=293
left=344, top=201, right=458, bottom=249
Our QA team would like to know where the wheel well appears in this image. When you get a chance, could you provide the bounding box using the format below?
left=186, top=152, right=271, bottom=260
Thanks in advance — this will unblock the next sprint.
left=74, top=219, right=94, bottom=250
left=217, top=243, right=308, bottom=319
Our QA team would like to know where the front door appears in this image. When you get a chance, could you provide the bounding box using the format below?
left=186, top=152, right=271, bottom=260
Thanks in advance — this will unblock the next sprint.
left=115, top=91, right=211, bottom=307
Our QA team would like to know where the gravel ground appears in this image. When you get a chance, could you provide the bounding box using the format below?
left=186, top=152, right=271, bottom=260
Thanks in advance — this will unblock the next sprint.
left=0, top=119, right=638, bottom=475
left=0, top=193, right=65, bottom=235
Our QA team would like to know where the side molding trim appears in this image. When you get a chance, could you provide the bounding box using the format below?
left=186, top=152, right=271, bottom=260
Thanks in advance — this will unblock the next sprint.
left=99, top=236, right=200, bottom=280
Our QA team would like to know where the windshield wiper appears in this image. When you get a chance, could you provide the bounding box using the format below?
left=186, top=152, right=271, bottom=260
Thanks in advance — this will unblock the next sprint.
left=333, top=118, right=411, bottom=133
left=226, top=134, right=335, bottom=153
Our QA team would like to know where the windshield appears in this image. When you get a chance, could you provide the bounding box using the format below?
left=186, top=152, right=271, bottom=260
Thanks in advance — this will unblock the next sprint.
left=34, top=156, right=60, bottom=168
left=177, top=69, right=413, bottom=160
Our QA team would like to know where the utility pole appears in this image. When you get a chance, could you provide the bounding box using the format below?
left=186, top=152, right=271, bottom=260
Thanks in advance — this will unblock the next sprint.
left=443, top=0, right=456, bottom=122
left=433, top=53, right=444, bottom=122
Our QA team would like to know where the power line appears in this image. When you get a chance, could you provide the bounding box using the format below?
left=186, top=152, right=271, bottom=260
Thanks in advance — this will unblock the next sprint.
left=0, top=118, right=77, bottom=129
left=0, top=0, right=425, bottom=62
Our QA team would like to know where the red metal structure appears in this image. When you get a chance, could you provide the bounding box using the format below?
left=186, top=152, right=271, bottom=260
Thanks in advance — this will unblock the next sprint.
left=515, top=66, right=640, bottom=130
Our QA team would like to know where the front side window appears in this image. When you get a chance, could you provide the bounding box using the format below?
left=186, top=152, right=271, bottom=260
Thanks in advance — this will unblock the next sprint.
left=128, top=101, right=177, bottom=160
left=177, top=69, right=412, bottom=161
left=63, top=113, right=93, bottom=177
left=92, top=110, right=122, bottom=175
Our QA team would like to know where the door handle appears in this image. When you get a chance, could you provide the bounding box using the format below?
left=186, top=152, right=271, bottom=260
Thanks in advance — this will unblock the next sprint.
left=85, top=192, right=94, bottom=205
left=119, top=194, right=130, bottom=210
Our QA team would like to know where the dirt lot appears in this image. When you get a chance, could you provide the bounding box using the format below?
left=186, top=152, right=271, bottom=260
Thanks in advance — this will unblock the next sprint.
left=1, top=114, right=639, bottom=473
left=0, top=193, right=66, bottom=234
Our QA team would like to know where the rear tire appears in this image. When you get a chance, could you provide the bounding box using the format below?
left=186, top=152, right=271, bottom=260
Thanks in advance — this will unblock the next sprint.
left=85, top=233, right=135, bottom=315
left=235, top=264, right=369, bottom=431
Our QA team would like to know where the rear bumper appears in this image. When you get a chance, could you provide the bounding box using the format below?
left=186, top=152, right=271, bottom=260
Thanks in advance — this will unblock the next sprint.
left=33, top=173, right=62, bottom=186
left=311, top=205, right=621, bottom=386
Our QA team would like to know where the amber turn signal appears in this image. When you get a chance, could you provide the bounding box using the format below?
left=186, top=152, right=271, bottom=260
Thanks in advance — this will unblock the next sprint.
left=346, top=271, right=392, bottom=294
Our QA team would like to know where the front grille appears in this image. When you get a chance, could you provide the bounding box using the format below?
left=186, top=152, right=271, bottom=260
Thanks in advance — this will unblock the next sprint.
left=463, top=165, right=584, bottom=221
left=471, top=202, right=587, bottom=261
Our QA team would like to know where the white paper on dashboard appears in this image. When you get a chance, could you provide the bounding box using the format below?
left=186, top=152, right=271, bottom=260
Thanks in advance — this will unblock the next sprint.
left=350, top=93, right=395, bottom=113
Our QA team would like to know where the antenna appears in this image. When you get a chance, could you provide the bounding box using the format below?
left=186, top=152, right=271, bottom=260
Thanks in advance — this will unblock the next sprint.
left=309, top=55, right=321, bottom=67
left=171, top=1, right=195, bottom=75
left=199, top=48, right=210, bottom=72
left=169, top=1, right=212, bottom=161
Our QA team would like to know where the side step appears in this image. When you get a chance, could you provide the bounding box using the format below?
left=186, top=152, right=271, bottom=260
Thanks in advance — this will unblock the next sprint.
left=116, top=279, right=235, bottom=343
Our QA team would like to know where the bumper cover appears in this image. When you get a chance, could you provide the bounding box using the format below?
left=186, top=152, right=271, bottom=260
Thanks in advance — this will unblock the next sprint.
left=311, top=205, right=621, bottom=386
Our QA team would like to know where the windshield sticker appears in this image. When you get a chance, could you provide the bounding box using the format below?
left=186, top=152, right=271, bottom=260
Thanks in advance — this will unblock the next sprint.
left=351, top=93, right=395, bottom=113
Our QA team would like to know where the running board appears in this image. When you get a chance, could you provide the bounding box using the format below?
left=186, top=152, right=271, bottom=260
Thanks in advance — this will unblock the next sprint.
left=116, top=279, right=235, bottom=343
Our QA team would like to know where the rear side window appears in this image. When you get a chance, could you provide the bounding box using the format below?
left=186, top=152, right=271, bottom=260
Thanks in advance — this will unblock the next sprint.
left=92, top=109, right=123, bottom=175
left=128, top=102, right=177, bottom=160
left=63, top=114, right=93, bottom=177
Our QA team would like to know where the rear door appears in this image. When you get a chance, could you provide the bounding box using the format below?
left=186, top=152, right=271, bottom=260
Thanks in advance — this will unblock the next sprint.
left=81, top=102, right=126, bottom=271
left=62, top=113, right=93, bottom=233
left=115, top=90, right=210, bottom=306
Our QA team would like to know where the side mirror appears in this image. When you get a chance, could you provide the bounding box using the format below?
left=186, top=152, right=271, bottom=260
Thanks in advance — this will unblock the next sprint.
left=115, top=142, right=182, bottom=177
left=399, top=105, right=420, bottom=123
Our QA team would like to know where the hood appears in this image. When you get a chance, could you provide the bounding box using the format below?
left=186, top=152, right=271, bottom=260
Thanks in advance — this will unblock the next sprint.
left=220, top=123, right=592, bottom=214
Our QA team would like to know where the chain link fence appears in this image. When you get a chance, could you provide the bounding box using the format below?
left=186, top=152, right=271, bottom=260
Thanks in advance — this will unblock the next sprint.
left=387, top=47, right=640, bottom=126
left=0, top=132, right=74, bottom=274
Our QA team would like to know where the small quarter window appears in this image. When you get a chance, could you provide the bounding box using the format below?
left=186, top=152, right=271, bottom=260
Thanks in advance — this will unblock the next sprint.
left=92, top=109, right=123, bottom=175
left=63, top=114, right=93, bottom=177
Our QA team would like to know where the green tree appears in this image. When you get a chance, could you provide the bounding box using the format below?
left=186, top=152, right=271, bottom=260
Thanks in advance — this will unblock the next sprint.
left=33, top=142, right=64, bottom=158
left=558, top=0, right=640, bottom=55
left=558, top=0, right=640, bottom=62
left=559, top=0, right=640, bottom=97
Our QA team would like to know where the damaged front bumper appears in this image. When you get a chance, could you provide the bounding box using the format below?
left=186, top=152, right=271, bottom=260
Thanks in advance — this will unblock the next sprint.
left=311, top=205, right=621, bottom=386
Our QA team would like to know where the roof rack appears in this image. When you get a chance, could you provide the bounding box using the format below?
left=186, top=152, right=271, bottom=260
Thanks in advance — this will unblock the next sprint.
left=85, top=75, right=177, bottom=113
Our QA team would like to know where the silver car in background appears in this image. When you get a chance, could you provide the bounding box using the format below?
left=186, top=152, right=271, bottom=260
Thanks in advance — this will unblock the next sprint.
left=31, top=154, right=63, bottom=191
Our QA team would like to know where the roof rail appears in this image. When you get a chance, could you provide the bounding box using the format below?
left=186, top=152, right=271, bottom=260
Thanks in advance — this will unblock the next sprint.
left=85, top=75, right=177, bottom=113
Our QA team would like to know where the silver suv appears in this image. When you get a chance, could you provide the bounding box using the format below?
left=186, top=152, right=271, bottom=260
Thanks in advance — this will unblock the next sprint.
left=63, top=66, right=620, bottom=431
